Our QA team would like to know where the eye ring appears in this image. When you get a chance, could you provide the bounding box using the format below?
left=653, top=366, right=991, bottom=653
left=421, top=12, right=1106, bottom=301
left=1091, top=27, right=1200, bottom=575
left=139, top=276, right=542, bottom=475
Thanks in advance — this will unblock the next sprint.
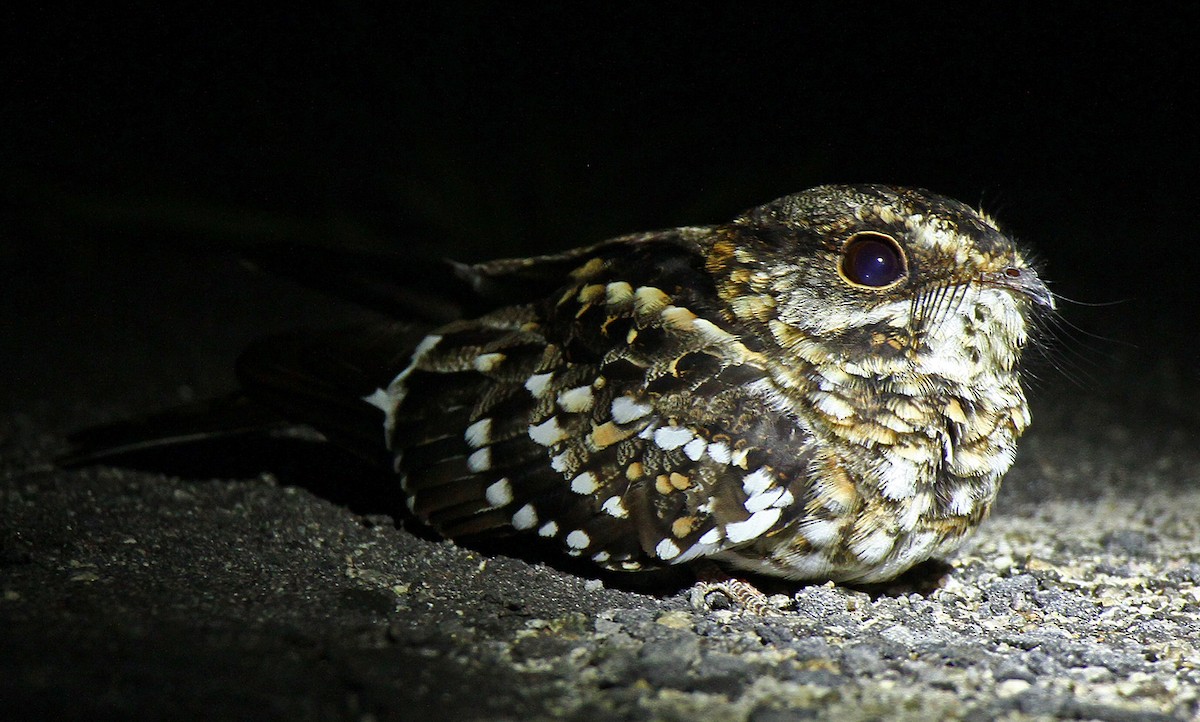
left=838, top=232, right=908, bottom=289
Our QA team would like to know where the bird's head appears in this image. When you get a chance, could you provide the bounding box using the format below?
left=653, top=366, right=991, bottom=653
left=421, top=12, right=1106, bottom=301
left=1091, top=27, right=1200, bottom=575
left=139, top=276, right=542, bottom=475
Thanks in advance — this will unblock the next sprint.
left=707, top=184, right=1054, bottom=387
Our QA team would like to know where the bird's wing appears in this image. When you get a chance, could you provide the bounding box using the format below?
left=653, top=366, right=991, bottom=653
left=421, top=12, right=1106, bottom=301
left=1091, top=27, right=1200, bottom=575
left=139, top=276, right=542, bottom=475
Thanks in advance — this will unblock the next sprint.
left=389, top=227, right=817, bottom=570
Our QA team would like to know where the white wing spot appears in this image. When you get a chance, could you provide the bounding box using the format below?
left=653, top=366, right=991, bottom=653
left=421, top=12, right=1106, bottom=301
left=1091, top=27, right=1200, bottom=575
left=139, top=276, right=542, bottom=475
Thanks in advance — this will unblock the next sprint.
left=570, top=471, right=599, bottom=495
left=566, top=530, right=590, bottom=550
left=707, top=442, right=732, bottom=464
left=683, top=437, right=707, bottom=461
left=467, top=448, right=491, bottom=472
left=661, top=305, right=698, bottom=329
left=744, top=486, right=786, bottom=513
left=484, top=478, right=513, bottom=507
left=698, top=527, right=722, bottom=545
left=655, top=538, right=681, bottom=561
left=591, top=551, right=611, bottom=563
left=634, top=286, right=670, bottom=314
left=551, top=452, right=570, bottom=472
left=473, top=352, right=505, bottom=372
left=742, top=467, right=773, bottom=495
left=675, top=539, right=721, bottom=564
left=601, top=496, right=628, bottom=518
left=653, top=425, right=693, bottom=451
left=724, top=508, right=782, bottom=543
left=524, top=372, right=554, bottom=397
left=511, top=504, right=538, bottom=530
left=691, top=317, right=733, bottom=342
left=529, top=416, right=568, bottom=447
left=538, top=521, right=559, bottom=538
left=605, top=281, right=634, bottom=305
left=557, top=385, right=595, bottom=413
left=611, top=395, right=653, bottom=424
left=731, top=449, right=751, bottom=469
left=464, top=418, right=492, bottom=448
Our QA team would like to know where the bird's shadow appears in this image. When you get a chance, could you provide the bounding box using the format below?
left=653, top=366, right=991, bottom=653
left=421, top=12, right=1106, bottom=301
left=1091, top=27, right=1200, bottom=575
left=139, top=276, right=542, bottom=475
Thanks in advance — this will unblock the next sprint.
left=59, top=433, right=698, bottom=594
left=60, top=434, right=953, bottom=600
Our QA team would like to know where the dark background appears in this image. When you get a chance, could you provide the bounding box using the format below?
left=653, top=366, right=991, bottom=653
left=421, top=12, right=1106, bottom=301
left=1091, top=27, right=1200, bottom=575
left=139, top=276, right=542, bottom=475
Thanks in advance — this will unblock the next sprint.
left=5, top=6, right=1200, bottom=720
left=2, top=5, right=1197, bottom=479
left=5, top=5, right=1196, bottom=370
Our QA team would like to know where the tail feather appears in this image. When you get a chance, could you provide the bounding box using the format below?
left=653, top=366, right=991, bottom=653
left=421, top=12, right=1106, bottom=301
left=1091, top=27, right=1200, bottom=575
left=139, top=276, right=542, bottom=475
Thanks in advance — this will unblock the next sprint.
left=235, top=322, right=428, bottom=464
left=239, top=243, right=469, bottom=323
left=60, top=393, right=294, bottom=467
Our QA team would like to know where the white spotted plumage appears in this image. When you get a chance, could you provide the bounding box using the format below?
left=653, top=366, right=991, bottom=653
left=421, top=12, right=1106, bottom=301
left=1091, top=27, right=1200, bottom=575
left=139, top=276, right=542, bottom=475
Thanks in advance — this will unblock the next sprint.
left=340, top=185, right=1054, bottom=583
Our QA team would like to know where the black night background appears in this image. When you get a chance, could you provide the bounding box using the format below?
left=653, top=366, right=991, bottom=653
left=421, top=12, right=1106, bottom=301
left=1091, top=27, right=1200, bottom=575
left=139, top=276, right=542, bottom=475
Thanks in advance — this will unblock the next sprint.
left=4, top=5, right=1200, bottom=720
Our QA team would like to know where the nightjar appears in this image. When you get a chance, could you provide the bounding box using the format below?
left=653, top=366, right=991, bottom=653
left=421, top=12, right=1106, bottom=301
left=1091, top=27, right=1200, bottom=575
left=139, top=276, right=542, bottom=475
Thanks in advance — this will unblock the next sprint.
left=237, top=184, right=1053, bottom=583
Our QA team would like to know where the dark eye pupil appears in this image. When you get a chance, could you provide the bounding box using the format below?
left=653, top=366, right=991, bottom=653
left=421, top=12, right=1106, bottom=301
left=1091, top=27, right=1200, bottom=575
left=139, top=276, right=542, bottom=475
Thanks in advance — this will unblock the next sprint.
left=841, top=234, right=905, bottom=288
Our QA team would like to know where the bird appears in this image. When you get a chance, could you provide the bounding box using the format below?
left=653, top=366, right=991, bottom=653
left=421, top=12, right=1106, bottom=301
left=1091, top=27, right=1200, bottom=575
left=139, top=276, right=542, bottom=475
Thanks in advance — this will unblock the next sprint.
left=85, top=184, right=1057, bottom=584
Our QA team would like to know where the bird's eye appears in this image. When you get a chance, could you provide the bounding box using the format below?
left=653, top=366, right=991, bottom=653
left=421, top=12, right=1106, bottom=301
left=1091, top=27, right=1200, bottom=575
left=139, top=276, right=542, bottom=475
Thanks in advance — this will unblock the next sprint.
left=839, top=232, right=907, bottom=289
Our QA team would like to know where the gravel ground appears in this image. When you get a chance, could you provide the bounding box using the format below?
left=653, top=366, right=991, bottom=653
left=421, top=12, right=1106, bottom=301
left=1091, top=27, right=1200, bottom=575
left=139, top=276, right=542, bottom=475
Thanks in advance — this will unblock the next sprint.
left=3, top=242, right=1200, bottom=721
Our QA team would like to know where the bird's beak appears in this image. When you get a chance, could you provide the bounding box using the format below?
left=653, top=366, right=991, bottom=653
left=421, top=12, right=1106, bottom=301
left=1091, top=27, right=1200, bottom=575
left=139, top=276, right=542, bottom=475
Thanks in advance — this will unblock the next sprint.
left=980, top=267, right=1056, bottom=310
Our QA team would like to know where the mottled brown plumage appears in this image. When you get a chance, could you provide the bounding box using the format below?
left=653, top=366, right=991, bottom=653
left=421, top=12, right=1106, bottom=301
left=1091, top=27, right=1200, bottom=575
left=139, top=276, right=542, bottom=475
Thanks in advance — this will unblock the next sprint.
left=340, top=184, right=1054, bottom=582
